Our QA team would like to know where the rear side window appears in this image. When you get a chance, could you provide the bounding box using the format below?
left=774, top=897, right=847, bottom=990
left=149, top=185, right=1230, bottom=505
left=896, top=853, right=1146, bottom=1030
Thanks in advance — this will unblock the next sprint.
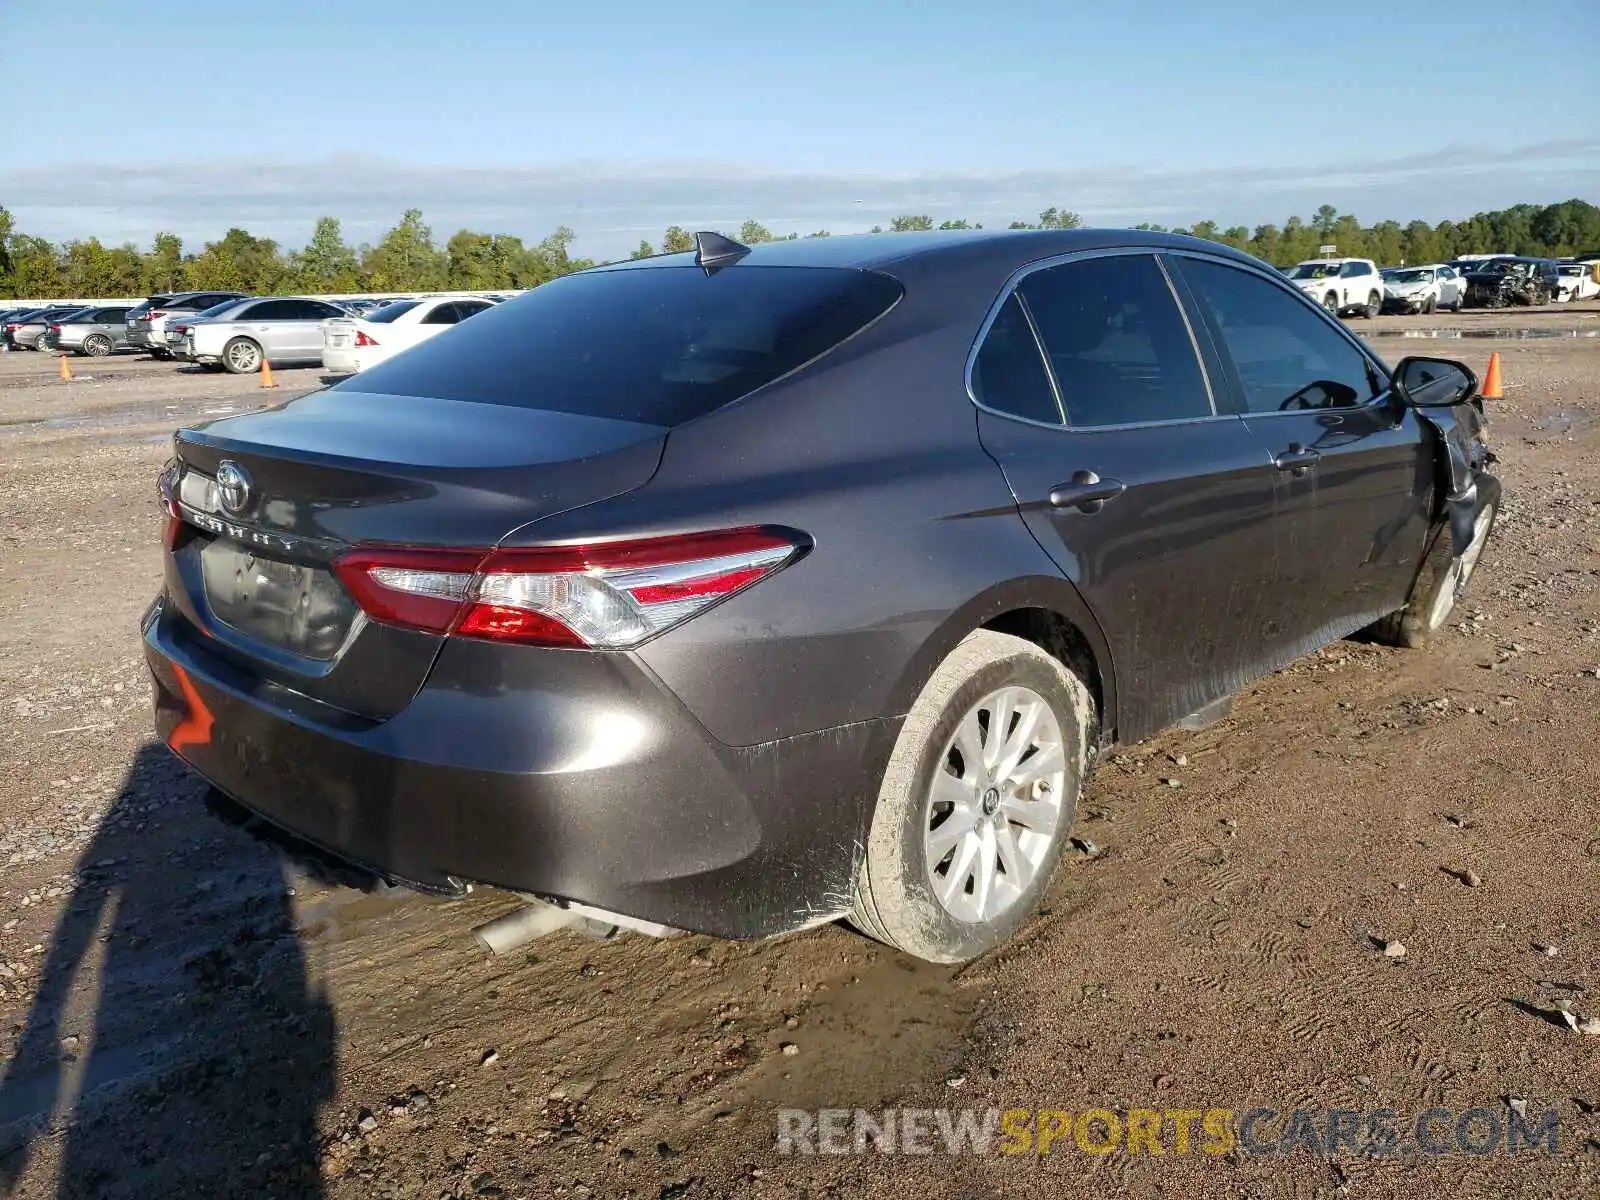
left=1018, top=255, right=1211, bottom=427
left=971, top=294, right=1060, bottom=424
left=345, top=266, right=904, bottom=427
left=421, top=301, right=460, bottom=325
left=238, top=300, right=300, bottom=321
left=1179, top=259, right=1381, bottom=413
left=367, top=300, right=421, bottom=323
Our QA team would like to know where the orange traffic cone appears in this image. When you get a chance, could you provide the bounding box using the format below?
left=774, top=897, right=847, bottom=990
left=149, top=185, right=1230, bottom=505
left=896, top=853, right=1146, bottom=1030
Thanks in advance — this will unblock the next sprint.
left=1481, top=352, right=1503, bottom=400
left=58, top=353, right=74, bottom=382
left=260, top=355, right=277, bottom=389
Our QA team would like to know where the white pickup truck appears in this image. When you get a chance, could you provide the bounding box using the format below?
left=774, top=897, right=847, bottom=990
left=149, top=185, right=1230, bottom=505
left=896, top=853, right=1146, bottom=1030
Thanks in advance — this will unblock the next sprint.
left=1284, top=258, right=1384, bottom=318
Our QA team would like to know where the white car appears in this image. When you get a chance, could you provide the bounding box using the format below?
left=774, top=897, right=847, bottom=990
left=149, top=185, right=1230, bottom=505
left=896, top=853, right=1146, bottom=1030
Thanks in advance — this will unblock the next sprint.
left=321, top=295, right=498, bottom=373
left=1283, top=258, right=1384, bottom=318
left=1380, top=264, right=1466, bottom=314
left=1556, top=262, right=1600, bottom=303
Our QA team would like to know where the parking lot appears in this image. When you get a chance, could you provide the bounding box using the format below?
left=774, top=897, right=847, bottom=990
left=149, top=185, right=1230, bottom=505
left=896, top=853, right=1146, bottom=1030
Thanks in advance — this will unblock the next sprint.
left=1, top=305, right=1598, bottom=1197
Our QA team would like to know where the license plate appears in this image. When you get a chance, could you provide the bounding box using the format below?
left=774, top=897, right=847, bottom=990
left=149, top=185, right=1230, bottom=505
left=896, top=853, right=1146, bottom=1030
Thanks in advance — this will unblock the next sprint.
left=329, top=335, right=350, bottom=347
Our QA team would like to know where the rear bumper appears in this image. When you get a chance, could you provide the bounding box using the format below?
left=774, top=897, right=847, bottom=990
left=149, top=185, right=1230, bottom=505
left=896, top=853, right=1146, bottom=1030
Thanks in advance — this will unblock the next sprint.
left=143, top=598, right=895, bottom=937
left=321, top=346, right=360, bottom=373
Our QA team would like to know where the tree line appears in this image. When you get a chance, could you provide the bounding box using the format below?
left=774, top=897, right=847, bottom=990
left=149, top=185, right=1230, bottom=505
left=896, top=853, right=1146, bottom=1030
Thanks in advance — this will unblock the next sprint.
left=2, top=199, right=1596, bottom=301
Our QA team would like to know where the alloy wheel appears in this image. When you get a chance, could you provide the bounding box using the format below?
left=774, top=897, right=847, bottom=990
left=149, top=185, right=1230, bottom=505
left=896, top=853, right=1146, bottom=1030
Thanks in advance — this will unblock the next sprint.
left=923, top=686, right=1066, bottom=924
left=227, top=340, right=261, bottom=373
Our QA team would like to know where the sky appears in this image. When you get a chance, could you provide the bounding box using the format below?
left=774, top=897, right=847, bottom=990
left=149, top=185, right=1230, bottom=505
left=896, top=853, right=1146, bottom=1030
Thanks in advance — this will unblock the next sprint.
left=2, top=0, right=1596, bottom=259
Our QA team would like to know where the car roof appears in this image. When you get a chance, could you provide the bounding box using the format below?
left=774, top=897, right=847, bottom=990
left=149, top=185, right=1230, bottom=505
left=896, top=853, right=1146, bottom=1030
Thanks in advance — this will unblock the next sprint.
left=593, top=228, right=1265, bottom=278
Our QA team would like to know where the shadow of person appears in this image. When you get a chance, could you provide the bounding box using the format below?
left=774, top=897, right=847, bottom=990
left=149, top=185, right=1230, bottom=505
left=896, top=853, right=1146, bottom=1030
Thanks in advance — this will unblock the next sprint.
left=0, top=745, right=338, bottom=1198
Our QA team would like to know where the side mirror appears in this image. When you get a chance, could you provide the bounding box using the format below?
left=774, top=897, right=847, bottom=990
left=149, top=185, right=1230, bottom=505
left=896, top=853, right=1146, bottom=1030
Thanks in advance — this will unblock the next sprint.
left=1390, top=356, right=1478, bottom=408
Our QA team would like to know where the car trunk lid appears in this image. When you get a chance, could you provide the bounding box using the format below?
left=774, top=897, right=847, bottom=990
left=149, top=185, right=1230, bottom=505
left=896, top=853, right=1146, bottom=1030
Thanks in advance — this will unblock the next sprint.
left=165, top=389, right=667, bottom=718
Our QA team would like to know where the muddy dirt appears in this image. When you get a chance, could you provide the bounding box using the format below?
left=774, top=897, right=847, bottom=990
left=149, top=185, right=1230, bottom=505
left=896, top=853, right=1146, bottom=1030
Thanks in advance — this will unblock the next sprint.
left=1, top=311, right=1597, bottom=1198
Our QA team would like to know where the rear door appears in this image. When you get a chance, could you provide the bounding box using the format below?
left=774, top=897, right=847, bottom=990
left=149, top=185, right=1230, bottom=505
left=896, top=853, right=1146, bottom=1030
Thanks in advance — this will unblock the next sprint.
left=235, top=299, right=301, bottom=360
left=294, top=300, right=347, bottom=360
left=973, top=249, right=1282, bottom=742
left=1170, top=253, right=1433, bottom=646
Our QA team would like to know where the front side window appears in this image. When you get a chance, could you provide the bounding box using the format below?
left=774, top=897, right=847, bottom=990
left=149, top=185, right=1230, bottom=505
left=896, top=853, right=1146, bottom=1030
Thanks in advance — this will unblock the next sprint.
left=971, top=293, right=1060, bottom=424
left=1180, top=259, right=1381, bottom=413
left=1017, top=255, right=1210, bottom=428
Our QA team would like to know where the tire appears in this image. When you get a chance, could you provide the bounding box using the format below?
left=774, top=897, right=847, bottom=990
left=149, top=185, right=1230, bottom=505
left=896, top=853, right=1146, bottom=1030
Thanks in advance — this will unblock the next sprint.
left=31, top=332, right=51, bottom=351
left=1324, top=292, right=1340, bottom=316
left=1423, top=295, right=1437, bottom=315
left=222, top=337, right=263, bottom=375
left=82, top=334, right=113, bottom=357
left=1363, top=291, right=1381, bottom=319
left=850, top=630, right=1094, bottom=964
left=1369, top=481, right=1499, bottom=649
left=150, top=347, right=171, bottom=361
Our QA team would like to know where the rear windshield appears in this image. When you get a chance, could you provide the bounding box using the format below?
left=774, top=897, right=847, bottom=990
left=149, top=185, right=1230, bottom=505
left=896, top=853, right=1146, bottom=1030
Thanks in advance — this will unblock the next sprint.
left=343, top=265, right=904, bottom=426
left=366, top=300, right=422, bottom=322
left=192, top=298, right=252, bottom=321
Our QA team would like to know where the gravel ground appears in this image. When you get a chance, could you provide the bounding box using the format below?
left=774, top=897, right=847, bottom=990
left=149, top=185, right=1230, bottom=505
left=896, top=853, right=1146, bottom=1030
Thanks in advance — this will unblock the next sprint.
left=0, top=304, right=1597, bottom=1199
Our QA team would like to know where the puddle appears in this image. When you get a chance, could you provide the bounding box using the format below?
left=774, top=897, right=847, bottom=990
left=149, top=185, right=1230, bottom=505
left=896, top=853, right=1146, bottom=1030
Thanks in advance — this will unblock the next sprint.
left=1370, top=327, right=1600, bottom=339
left=1529, top=409, right=1595, bottom=438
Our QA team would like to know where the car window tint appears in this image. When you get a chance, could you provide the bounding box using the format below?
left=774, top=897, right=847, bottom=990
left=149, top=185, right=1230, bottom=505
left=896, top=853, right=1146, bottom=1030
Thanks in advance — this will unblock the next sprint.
left=241, top=300, right=299, bottom=321
left=971, top=293, right=1060, bottom=424
left=456, top=301, right=491, bottom=319
left=346, top=266, right=904, bottom=426
left=1018, top=255, right=1210, bottom=427
left=303, top=301, right=346, bottom=320
left=1181, top=259, right=1380, bottom=413
left=421, top=302, right=459, bottom=325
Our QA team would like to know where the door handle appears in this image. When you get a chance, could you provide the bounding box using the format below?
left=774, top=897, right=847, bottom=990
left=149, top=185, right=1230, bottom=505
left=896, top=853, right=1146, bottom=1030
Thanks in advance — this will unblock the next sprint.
left=1049, top=470, right=1126, bottom=514
left=1273, top=443, right=1321, bottom=476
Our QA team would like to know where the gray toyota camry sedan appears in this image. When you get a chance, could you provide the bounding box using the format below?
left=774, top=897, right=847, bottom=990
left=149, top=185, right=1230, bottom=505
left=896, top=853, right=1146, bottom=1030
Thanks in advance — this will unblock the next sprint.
left=145, top=229, right=1499, bottom=964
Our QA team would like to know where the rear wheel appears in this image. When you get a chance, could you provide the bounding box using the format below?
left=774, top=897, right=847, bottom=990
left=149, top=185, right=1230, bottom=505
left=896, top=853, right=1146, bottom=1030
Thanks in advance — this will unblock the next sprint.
left=1370, top=487, right=1498, bottom=649
left=150, top=347, right=171, bottom=361
left=1363, top=290, right=1381, bottom=319
left=82, top=333, right=113, bottom=357
left=1324, top=291, right=1340, bottom=316
left=222, top=337, right=263, bottom=374
left=851, top=630, right=1093, bottom=964
left=31, top=331, right=51, bottom=351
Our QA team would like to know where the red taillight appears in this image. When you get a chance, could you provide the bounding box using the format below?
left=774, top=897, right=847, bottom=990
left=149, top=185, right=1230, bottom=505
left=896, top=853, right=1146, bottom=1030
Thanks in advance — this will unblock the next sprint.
left=332, top=528, right=803, bottom=649
left=140, top=311, right=164, bottom=323
left=171, top=324, right=190, bottom=336
left=355, top=330, right=379, bottom=347
left=50, top=323, right=62, bottom=332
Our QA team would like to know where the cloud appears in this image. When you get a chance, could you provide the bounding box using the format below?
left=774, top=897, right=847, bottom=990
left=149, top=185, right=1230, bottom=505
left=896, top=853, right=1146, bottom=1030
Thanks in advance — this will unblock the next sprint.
left=9, top=138, right=1597, bottom=257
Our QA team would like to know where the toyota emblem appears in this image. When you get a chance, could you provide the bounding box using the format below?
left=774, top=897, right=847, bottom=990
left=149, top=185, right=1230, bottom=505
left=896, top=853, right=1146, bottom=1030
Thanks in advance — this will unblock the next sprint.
left=215, top=461, right=254, bottom=516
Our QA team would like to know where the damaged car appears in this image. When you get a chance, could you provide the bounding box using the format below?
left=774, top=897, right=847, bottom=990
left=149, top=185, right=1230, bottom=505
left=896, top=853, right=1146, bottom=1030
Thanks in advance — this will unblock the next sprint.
left=1462, top=256, right=1559, bottom=308
left=145, top=230, right=1500, bottom=965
